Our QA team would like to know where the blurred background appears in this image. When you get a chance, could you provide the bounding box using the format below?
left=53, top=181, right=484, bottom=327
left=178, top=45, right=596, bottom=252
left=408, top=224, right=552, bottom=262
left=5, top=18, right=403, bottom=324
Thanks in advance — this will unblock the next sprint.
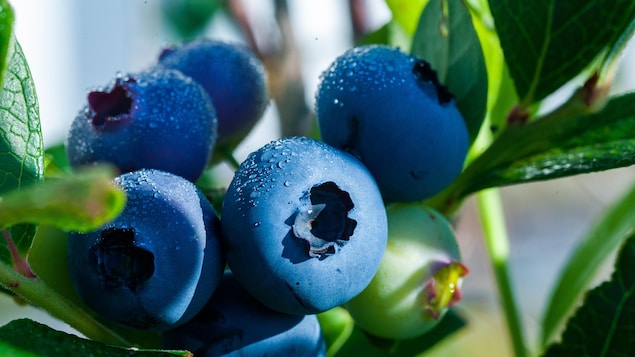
left=2, top=1, right=635, bottom=356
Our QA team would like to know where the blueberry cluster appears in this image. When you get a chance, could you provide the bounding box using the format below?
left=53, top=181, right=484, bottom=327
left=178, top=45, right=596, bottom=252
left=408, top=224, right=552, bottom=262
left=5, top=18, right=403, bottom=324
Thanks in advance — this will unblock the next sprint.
left=66, top=40, right=467, bottom=354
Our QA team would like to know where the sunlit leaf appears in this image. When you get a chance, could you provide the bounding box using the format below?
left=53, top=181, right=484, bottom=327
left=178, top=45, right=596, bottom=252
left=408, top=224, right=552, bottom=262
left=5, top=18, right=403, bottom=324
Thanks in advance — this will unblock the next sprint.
left=43, top=143, right=71, bottom=177
left=468, top=0, right=517, bottom=136
left=0, top=0, right=13, bottom=88
left=0, top=34, right=44, bottom=263
left=384, top=0, right=428, bottom=36
left=0, top=39, right=43, bottom=194
left=0, top=166, right=125, bottom=232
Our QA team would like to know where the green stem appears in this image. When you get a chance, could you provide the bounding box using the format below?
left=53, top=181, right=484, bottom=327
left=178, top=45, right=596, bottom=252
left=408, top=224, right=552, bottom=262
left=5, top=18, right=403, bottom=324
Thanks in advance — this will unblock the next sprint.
left=0, top=260, right=130, bottom=346
left=476, top=188, right=528, bottom=357
left=220, top=146, right=241, bottom=170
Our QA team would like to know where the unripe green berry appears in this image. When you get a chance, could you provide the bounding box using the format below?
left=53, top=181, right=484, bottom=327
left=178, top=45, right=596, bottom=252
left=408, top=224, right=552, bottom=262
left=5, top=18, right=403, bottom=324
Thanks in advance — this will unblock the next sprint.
left=345, top=203, right=467, bottom=339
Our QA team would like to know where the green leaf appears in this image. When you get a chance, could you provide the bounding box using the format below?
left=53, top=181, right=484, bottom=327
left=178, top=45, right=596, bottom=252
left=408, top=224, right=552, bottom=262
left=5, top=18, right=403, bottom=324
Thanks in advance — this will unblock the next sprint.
left=0, top=0, right=14, bottom=89
left=483, top=93, right=635, bottom=188
left=334, top=309, right=465, bottom=357
left=360, top=22, right=391, bottom=46
left=160, top=0, right=222, bottom=40
left=361, top=20, right=412, bottom=50
left=602, top=19, right=635, bottom=78
left=359, top=21, right=409, bottom=48
left=0, top=166, right=125, bottom=232
left=541, top=179, right=635, bottom=346
left=0, top=319, right=191, bottom=356
left=489, top=0, right=635, bottom=105
left=411, top=0, right=488, bottom=142
left=542, top=234, right=635, bottom=356
left=431, top=92, right=635, bottom=212
left=0, top=39, right=43, bottom=193
left=486, top=61, right=517, bottom=135
left=465, top=0, right=518, bottom=137
left=43, top=143, right=71, bottom=177
left=0, top=37, right=45, bottom=264
left=384, top=0, right=428, bottom=36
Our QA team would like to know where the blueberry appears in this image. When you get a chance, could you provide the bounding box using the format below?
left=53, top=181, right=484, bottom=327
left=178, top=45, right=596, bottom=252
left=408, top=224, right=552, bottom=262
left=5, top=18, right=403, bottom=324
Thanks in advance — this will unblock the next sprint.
left=220, top=136, right=387, bottom=315
left=162, top=272, right=327, bottom=356
left=158, top=39, right=268, bottom=152
left=67, top=169, right=225, bottom=331
left=66, top=68, right=217, bottom=182
left=315, top=45, right=469, bottom=202
left=345, top=204, right=468, bottom=339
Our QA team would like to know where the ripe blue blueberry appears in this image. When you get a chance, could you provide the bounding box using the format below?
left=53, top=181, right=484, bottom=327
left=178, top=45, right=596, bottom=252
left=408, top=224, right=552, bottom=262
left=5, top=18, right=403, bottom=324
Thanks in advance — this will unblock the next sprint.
left=220, top=136, right=388, bottom=315
left=315, top=45, right=469, bottom=202
left=66, top=68, right=217, bottom=182
left=158, top=39, right=268, bottom=151
left=162, top=272, right=327, bottom=356
left=67, top=169, right=225, bottom=331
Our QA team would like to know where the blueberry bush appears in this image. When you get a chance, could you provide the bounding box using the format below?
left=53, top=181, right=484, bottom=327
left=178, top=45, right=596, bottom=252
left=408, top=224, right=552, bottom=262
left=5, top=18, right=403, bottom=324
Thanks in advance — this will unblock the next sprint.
left=0, top=0, right=634, bottom=356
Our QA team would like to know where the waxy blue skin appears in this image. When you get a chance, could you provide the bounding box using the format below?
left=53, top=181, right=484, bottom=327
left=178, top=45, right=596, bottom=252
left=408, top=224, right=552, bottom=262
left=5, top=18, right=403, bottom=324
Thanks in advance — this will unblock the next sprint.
left=68, top=169, right=225, bottom=331
left=66, top=68, right=217, bottom=182
left=158, top=39, right=268, bottom=149
left=221, top=136, right=388, bottom=315
left=162, top=272, right=327, bottom=357
left=315, top=45, right=469, bottom=202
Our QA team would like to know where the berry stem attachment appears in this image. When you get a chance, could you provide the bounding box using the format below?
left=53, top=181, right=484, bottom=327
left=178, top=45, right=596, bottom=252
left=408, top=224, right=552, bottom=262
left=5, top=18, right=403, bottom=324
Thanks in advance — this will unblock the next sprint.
left=0, top=258, right=131, bottom=346
left=2, top=229, right=36, bottom=279
left=534, top=71, right=611, bottom=126
left=219, top=146, right=241, bottom=170
left=476, top=188, right=528, bottom=357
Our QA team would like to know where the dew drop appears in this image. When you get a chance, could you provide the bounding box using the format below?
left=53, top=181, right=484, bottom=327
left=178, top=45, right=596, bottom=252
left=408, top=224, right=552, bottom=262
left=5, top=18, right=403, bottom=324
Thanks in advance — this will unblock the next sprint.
left=260, top=151, right=274, bottom=162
